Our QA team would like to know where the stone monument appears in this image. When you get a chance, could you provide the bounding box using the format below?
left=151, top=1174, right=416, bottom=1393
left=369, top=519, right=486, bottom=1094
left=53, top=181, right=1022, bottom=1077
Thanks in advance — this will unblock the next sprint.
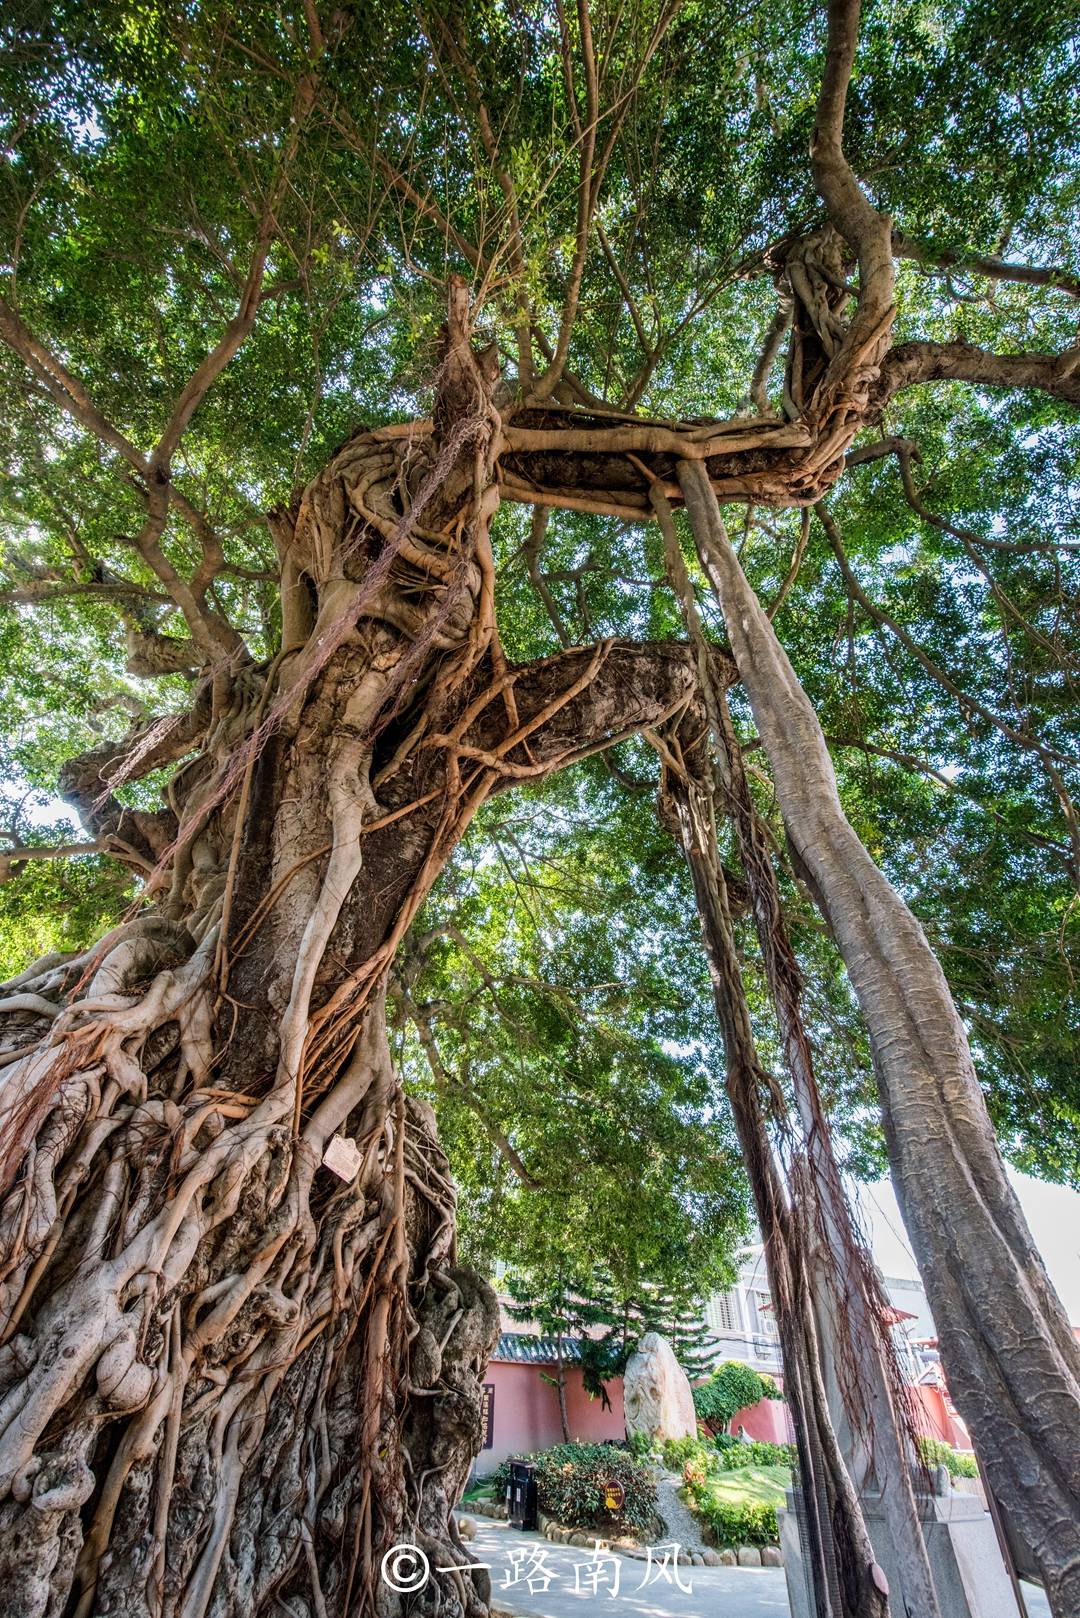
left=623, top=1331, right=697, bottom=1442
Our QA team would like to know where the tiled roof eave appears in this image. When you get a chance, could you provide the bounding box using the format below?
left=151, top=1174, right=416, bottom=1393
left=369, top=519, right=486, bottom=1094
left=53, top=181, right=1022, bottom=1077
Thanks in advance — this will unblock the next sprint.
left=490, top=1332, right=585, bottom=1365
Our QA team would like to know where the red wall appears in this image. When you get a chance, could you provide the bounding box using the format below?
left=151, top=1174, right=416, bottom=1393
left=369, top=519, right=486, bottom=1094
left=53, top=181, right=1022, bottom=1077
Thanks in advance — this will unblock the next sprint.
left=478, top=1362, right=626, bottom=1474
left=477, top=1361, right=796, bottom=1474
left=478, top=1358, right=976, bottom=1479
left=728, top=1396, right=795, bottom=1444
left=907, top=1383, right=971, bottom=1450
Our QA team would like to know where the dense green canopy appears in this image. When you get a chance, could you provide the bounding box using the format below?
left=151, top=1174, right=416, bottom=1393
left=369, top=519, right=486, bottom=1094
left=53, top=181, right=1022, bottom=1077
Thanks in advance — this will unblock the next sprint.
left=1, top=0, right=1078, bottom=1310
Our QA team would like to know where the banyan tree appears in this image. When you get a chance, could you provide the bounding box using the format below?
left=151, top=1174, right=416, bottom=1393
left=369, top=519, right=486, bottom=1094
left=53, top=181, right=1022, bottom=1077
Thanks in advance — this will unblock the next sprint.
left=0, top=0, right=1078, bottom=1614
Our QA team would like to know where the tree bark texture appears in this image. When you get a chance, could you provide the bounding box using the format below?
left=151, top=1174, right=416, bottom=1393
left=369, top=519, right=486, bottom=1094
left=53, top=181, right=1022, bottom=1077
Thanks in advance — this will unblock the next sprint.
left=678, top=457, right=1080, bottom=1618
left=0, top=293, right=701, bottom=1618
left=1, top=197, right=1078, bottom=1618
left=651, top=484, right=939, bottom=1618
left=659, top=741, right=889, bottom=1618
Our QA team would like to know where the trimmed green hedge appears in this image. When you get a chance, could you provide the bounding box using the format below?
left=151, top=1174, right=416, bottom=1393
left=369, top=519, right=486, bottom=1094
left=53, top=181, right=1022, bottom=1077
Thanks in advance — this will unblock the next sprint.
left=492, top=1442, right=657, bottom=1534
left=718, top=1439, right=796, bottom=1470
left=662, top=1435, right=796, bottom=1476
left=693, top=1360, right=784, bottom=1432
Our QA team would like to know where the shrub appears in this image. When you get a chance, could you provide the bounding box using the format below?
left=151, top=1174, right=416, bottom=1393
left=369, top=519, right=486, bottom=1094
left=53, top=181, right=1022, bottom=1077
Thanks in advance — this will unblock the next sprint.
left=496, top=1442, right=657, bottom=1534
left=694, top=1360, right=773, bottom=1431
left=625, top=1430, right=656, bottom=1461
left=917, top=1437, right=979, bottom=1479
left=682, top=1477, right=779, bottom=1547
left=660, top=1435, right=715, bottom=1474
left=716, top=1439, right=796, bottom=1471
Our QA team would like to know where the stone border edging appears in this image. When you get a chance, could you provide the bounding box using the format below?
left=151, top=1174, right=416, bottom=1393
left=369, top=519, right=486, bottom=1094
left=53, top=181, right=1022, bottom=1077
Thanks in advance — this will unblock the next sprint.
left=457, top=1504, right=783, bottom=1573
left=537, top=1508, right=782, bottom=1569
left=467, top=1496, right=509, bottom=1520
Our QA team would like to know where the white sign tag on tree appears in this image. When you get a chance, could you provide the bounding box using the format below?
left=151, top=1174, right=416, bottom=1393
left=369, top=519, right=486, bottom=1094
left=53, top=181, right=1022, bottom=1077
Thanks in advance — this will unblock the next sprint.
left=322, top=1133, right=363, bottom=1182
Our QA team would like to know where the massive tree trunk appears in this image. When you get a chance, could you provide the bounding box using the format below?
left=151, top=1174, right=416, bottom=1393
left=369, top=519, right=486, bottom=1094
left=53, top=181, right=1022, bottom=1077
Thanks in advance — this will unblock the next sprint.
left=678, top=457, right=1080, bottom=1617
left=1, top=87, right=1078, bottom=1613
left=0, top=293, right=698, bottom=1618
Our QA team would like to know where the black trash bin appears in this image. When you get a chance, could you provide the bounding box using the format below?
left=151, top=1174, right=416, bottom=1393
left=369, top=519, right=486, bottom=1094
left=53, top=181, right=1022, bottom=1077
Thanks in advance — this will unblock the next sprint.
left=507, top=1458, right=538, bottom=1530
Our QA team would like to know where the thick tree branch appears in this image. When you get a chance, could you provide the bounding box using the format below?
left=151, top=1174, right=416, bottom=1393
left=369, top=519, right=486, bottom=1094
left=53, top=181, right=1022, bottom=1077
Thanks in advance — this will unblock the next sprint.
left=808, top=0, right=895, bottom=386
left=0, top=839, right=109, bottom=872
left=468, top=638, right=713, bottom=782
left=58, top=705, right=209, bottom=862
left=892, top=233, right=1080, bottom=300
left=844, top=434, right=919, bottom=468
left=878, top=339, right=1080, bottom=406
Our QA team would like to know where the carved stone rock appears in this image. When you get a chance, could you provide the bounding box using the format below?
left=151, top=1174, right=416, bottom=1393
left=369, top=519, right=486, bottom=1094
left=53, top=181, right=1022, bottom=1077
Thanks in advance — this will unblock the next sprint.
left=622, top=1331, right=696, bottom=1442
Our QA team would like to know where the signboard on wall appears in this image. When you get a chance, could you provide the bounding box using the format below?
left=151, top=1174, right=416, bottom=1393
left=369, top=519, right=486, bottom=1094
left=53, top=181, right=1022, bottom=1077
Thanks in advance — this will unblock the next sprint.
left=481, top=1383, right=495, bottom=1449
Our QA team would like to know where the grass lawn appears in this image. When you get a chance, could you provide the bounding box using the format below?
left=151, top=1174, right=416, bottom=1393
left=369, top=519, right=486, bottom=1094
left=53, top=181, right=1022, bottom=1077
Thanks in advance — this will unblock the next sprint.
left=697, top=1464, right=791, bottom=1509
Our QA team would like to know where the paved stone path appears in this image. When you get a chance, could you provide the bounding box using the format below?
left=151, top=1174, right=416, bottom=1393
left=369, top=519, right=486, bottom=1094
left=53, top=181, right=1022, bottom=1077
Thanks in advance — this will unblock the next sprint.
left=466, top=1518, right=1052, bottom=1618
left=471, top=1518, right=791, bottom=1618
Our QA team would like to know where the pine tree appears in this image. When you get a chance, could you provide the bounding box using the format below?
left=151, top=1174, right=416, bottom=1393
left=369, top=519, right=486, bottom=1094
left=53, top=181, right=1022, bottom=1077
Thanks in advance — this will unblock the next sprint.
left=630, top=1278, right=717, bottom=1382
left=503, top=1265, right=627, bottom=1435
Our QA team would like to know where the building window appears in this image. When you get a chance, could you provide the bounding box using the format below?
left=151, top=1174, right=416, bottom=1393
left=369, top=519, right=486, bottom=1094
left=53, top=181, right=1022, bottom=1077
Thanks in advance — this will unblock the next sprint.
left=754, top=1290, right=778, bottom=1337
left=708, top=1291, right=737, bottom=1332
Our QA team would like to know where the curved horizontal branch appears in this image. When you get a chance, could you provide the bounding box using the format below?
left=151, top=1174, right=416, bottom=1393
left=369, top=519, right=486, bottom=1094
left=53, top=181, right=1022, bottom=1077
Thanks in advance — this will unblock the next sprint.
left=844, top=434, right=920, bottom=469
left=892, top=233, right=1080, bottom=300
left=58, top=705, right=209, bottom=863
left=468, top=638, right=718, bottom=780
left=0, top=839, right=109, bottom=873
left=878, top=340, right=1080, bottom=406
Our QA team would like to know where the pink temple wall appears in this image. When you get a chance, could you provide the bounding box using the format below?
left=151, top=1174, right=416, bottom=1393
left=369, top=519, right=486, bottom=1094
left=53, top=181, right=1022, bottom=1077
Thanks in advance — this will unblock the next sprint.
left=476, top=1361, right=795, bottom=1474
left=727, top=1396, right=795, bottom=1444
left=477, top=1362, right=626, bottom=1474
left=477, top=1358, right=978, bottom=1479
left=907, top=1383, right=971, bottom=1450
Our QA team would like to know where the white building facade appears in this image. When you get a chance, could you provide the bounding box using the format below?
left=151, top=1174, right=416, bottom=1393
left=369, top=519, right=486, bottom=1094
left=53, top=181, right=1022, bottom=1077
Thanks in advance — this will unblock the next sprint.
left=701, top=1243, right=936, bottom=1382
